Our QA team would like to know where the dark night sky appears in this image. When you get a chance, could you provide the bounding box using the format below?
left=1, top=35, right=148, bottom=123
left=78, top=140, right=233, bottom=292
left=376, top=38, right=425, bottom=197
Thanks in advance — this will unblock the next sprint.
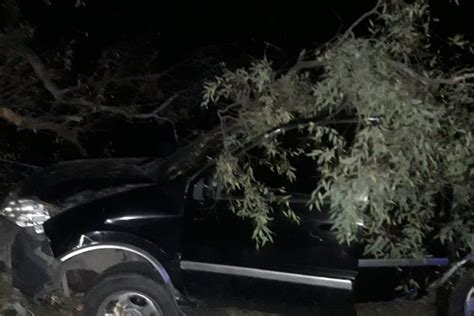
left=20, top=1, right=377, bottom=66
left=13, top=0, right=472, bottom=71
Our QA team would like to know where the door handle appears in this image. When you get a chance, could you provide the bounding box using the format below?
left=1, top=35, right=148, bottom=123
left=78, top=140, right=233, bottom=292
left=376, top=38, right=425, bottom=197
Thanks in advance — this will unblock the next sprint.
left=309, top=222, right=333, bottom=242
left=309, top=231, right=325, bottom=243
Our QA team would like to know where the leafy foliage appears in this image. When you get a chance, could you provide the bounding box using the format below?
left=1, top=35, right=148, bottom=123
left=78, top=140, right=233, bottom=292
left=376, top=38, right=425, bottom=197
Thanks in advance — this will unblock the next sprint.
left=203, top=0, right=474, bottom=257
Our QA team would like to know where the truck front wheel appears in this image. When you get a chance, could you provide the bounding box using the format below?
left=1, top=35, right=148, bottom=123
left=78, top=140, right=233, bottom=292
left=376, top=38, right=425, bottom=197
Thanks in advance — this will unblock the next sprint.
left=83, top=272, right=180, bottom=316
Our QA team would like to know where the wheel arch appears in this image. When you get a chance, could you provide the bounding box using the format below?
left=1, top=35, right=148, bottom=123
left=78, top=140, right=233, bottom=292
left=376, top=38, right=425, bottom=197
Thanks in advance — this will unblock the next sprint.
left=57, top=231, right=185, bottom=298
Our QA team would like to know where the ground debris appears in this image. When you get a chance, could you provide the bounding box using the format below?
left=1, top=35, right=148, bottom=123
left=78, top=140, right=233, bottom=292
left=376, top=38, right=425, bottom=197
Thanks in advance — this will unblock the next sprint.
left=1, top=302, right=31, bottom=316
left=355, top=298, right=437, bottom=316
left=0, top=273, right=81, bottom=316
left=0, top=271, right=438, bottom=316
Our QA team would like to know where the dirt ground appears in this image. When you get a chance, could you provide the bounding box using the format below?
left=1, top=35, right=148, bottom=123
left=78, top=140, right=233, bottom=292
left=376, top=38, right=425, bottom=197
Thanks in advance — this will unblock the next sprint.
left=0, top=273, right=438, bottom=316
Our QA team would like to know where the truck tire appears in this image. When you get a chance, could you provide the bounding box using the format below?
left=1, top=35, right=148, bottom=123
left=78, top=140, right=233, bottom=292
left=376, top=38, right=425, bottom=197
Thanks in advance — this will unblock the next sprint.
left=447, top=272, right=474, bottom=316
left=83, top=272, right=180, bottom=316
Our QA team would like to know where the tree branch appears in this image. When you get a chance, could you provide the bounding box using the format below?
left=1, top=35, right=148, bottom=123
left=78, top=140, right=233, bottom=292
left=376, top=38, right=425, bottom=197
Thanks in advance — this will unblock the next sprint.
left=0, top=29, right=181, bottom=151
left=22, top=50, right=65, bottom=100
left=0, top=158, right=42, bottom=170
left=437, top=73, right=474, bottom=85
left=0, top=31, right=80, bottom=101
left=110, top=73, right=167, bottom=84
left=132, top=94, right=180, bottom=141
left=0, top=107, right=85, bottom=154
left=392, top=61, right=474, bottom=86
left=59, top=98, right=132, bottom=116
left=287, top=55, right=323, bottom=75
left=132, top=94, right=179, bottom=119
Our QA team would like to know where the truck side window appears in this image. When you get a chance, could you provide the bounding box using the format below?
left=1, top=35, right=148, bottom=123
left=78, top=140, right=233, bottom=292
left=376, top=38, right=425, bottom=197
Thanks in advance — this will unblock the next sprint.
left=245, top=127, right=320, bottom=195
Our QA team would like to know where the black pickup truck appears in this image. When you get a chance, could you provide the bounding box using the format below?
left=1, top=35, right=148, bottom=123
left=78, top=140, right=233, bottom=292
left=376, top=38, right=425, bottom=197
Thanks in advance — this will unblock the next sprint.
left=1, top=120, right=472, bottom=316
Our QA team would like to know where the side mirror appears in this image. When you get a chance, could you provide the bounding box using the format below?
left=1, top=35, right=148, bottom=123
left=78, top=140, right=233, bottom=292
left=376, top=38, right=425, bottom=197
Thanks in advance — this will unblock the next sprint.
left=193, top=173, right=221, bottom=203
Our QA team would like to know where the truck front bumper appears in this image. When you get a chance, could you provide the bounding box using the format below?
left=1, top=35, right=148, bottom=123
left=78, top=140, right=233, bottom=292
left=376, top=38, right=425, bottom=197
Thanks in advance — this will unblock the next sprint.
left=0, top=216, right=60, bottom=300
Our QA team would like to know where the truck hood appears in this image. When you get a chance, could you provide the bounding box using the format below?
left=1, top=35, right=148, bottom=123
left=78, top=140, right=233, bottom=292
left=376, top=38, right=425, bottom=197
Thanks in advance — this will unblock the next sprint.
left=13, top=157, right=167, bottom=208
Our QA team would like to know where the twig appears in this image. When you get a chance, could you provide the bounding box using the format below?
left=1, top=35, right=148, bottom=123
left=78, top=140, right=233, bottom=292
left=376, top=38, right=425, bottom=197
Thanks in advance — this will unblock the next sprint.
left=287, top=58, right=323, bottom=75
left=392, top=61, right=474, bottom=85
left=22, top=50, right=65, bottom=100
left=286, top=0, right=382, bottom=75
left=0, top=158, right=42, bottom=170
left=132, top=94, right=179, bottom=120
left=335, top=0, right=383, bottom=46
left=111, top=73, right=167, bottom=84
left=58, top=98, right=134, bottom=117
left=145, top=94, right=179, bottom=117
left=437, top=73, right=474, bottom=85
left=132, top=94, right=180, bottom=141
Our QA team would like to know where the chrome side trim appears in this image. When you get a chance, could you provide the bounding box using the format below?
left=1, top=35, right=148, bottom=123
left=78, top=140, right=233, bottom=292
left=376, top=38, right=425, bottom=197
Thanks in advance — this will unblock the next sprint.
left=180, top=261, right=352, bottom=290
left=358, top=257, right=449, bottom=268
left=59, top=242, right=171, bottom=283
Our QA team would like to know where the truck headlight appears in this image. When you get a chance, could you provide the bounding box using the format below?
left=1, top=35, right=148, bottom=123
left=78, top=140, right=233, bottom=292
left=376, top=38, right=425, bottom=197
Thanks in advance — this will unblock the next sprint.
left=0, top=199, right=57, bottom=233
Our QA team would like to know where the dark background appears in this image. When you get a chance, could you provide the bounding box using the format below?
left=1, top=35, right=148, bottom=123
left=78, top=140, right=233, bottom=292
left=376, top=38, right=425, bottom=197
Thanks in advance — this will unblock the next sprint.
left=14, top=0, right=472, bottom=66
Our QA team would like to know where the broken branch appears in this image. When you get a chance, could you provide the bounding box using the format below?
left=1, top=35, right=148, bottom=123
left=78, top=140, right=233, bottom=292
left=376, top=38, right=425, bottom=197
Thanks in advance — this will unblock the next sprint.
left=0, top=107, right=85, bottom=154
left=437, top=73, right=474, bottom=85
left=22, top=50, right=65, bottom=100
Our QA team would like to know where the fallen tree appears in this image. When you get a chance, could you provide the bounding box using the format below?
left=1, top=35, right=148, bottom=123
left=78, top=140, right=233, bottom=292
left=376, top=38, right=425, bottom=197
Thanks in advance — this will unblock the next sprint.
left=0, top=27, right=184, bottom=155
left=203, top=0, right=474, bottom=258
